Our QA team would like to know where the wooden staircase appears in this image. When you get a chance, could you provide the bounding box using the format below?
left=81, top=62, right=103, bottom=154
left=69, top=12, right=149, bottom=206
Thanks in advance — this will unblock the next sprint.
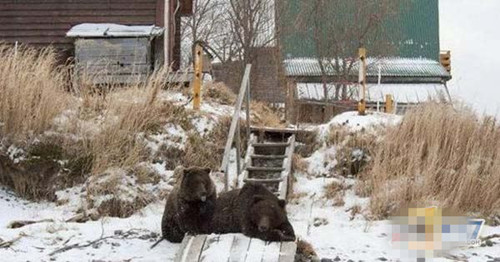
left=242, top=128, right=296, bottom=199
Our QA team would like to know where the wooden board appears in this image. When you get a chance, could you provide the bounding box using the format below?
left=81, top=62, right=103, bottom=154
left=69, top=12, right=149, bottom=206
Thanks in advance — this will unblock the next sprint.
left=175, top=235, right=207, bottom=262
left=228, top=234, right=252, bottom=262
left=200, top=234, right=235, bottom=262
left=244, top=238, right=266, bottom=262
left=278, top=242, right=297, bottom=262
left=261, top=242, right=282, bottom=262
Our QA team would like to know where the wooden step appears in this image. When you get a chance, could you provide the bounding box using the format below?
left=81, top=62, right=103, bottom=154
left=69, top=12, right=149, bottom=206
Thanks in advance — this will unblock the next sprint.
left=246, top=166, right=285, bottom=172
left=251, top=154, right=287, bottom=159
left=244, top=178, right=283, bottom=183
left=252, top=142, right=289, bottom=147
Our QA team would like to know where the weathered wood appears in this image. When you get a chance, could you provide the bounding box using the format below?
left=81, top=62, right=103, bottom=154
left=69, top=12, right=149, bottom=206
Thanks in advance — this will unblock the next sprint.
left=174, top=235, right=194, bottom=262
left=280, top=135, right=296, bottom=199
left=229, top=234, right=251, bottom=262
left=76, top=64, right=151, bottom=75
left=244, top=178, right=283, bottom=183
left=245, top=239, right=266, bottom=262
left=251, top=155, right=287, bottom=159
left=200, top=234, right=234, bottom=262
left=220, top=64, right=252, bottom=192
left=179, top=235, right=207, bottom=262
left=278, top=242, right=297, bottom=262
left=252, top=143, right=290, bottom=148
left=261, top=242, right=282, bottom=262
left=246, top=167, right=285, bottom=172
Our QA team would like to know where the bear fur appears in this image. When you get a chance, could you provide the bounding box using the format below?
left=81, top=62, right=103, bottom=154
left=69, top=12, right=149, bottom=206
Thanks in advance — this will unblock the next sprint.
left=210, top=182, right=295, bottom=242
left=161, top=166, right=216, bottom=243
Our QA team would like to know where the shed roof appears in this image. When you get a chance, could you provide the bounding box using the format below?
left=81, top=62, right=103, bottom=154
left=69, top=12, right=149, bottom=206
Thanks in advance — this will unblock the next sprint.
left=296, top=83, right=449, bottom=104
left=284, top=57, right=451, bottom=81
left=66, top=23, right=164, bottom=38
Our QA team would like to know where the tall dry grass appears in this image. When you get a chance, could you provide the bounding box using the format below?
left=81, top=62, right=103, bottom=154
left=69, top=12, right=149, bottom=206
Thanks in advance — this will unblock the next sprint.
left=0, top=44, right=72, bottom=138
left=365, top=103, right=500, bottom=218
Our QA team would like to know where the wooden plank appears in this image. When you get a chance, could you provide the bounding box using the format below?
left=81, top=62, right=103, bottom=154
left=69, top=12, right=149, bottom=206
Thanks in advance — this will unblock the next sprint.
left=252, top=143, right=289, bottom=147
left=0, top=16, right=154, bottom=24
left=181, top=235, right=207, bottom=262
left=174, top=235, right=194, bottom=262
left=245, top=238, right=266, bottom=262
left=77, top=64, right=151, bottom=75
left=220, top=64, right=252, bottom=191
left=280, top=135, right=295, bottom=199
left=246, top=167, right=285, bottom=172
left=0, top=9, right=155, bottom=17
left=278, top=242, right=297, bottom=262
left=262, top=242, right=282, bottom=262
left=251, top=155, right=287, bottom=159
left=244, top=178, right=283, bottom=183
left=200, top=234, right=235, bottom=262
left=229, top=234, right=251, bottom=262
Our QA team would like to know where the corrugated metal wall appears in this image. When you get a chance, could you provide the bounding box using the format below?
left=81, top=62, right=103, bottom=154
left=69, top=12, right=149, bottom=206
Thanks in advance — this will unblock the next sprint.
left=0, top=0, right=164, bottom=56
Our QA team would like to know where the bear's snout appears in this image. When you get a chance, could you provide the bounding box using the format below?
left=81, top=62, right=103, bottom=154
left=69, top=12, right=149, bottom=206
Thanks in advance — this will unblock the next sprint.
left=258, top=217, right=270, bottom=232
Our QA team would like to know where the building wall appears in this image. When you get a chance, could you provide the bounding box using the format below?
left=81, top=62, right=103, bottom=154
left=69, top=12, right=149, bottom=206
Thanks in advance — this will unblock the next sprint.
left=0, top=0, right=162, bottom=53
left=213, top=47, right=284, bottom=103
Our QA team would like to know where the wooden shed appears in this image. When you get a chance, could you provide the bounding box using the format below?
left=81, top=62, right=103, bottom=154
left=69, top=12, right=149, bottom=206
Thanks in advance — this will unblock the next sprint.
left=67, top=23, right=164, bottom=85
left=0, top=0, right=193, bottom=70
left=284, top=57, right=452, bottom=124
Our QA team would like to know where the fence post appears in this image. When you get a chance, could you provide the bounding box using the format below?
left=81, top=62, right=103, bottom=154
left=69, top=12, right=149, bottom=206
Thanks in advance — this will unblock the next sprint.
left=385, top=94, right=394, bottom=114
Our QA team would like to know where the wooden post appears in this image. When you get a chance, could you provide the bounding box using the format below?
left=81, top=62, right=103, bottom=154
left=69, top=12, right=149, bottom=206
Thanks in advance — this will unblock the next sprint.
left=235, top=122, right=241, bottom=187
left=245, top=76, right=251, bottom=141
left=385, top=94, right=394, bottom=114
left=193, top=43, right=203, bottom=110
left=358, top=48, right=367, bottom=115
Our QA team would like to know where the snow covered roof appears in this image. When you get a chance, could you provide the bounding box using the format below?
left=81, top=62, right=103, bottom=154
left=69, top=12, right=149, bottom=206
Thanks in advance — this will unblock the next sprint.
left=296, top=83, right=449, bottom=103
left=284, top=57, right=451, bottom=81
left=66, top=23, right=164, bottom=38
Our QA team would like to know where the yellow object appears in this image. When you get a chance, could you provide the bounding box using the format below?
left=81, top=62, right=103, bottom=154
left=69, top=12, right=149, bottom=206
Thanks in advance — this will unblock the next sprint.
left=385, top=94, right=394, bottom=113
left=358, top=48, right=367, bottom=115
left=193, top=43, right=203, bottom=110
left=440, top=50, right=451, bottom=73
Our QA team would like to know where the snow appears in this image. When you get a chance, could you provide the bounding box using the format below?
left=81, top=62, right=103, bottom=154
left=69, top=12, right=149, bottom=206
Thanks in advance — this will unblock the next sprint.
left=66, top=23, right=164, bottom=38
left=1, top=92, right=499, bottom=262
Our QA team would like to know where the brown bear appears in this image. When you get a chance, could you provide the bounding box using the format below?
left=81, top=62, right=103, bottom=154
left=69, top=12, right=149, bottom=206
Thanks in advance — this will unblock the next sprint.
left=210, top=182, right=295, bottom=242
left=160, top=166, right=216, bottom=243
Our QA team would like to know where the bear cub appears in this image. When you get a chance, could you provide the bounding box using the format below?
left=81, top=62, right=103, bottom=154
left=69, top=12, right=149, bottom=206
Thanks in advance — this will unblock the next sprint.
left=210, top=182, right=295, bottom=242
left=161, top=166, right=216, bottom=243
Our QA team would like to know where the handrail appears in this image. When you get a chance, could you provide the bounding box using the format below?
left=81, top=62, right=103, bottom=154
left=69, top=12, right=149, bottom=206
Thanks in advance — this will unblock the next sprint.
left=220, top=64, right=252, bottom=192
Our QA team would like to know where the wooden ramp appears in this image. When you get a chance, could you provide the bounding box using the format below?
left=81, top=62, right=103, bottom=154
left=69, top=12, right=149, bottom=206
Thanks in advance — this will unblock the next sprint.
left=174, top=234, right=297, bottom=262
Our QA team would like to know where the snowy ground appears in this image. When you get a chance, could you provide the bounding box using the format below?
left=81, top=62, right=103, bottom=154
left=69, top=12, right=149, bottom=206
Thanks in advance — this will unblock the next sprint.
left=1, top=111, right=500, bottom=262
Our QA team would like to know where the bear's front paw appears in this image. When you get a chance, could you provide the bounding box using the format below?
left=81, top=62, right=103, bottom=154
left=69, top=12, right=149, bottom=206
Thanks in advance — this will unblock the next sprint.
left=272, top=229, right=295, bottom=242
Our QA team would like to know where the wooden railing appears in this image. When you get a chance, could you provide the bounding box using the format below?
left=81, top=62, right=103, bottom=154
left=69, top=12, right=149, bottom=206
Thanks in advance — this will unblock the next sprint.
left=219, top=64, right=252, bottom=192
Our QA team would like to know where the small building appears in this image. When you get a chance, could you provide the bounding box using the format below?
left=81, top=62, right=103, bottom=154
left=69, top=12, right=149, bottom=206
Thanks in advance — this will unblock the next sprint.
left=284, top=57, right=452, bottom=123
left=67, top=24, right=164, bottom=85
left=0, top=0, right=193, bottom=70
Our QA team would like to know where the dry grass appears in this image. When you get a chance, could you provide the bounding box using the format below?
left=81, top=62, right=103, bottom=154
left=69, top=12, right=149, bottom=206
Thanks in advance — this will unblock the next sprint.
left=203, top=81, right=236, bottom=105
left=365, top=103, right=500, bottom=218
left=295, top=239, right=318, bottom=262
left=0, top=44, right=73, bottom=139
left=324, top=180, right=346, bottom=200
left=327, top=126, right=379, bottom=177
left=250, top=101, right=283, bottom=128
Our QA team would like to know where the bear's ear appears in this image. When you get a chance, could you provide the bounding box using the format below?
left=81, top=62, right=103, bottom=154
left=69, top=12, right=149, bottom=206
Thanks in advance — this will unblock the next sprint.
left=253, top=195, right=266, bottom=204
left=174, top=166, right=185, bottom=180
left=278, top=199, right=287, bottom=208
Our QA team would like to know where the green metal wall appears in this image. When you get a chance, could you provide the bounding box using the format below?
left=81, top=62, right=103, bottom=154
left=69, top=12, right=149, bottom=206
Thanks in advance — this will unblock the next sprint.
left=279, top=0, right=440, bottom=60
